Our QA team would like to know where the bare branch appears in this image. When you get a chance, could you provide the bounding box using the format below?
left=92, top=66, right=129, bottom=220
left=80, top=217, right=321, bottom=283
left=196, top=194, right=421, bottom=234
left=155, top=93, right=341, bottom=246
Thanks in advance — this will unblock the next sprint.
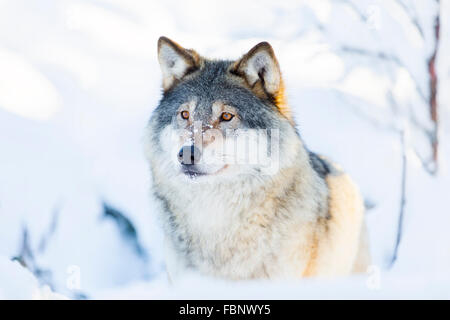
left=334, top=0, right=368, bottom=23
left=427, top=0, right=441, bottom=173
left=394, top=0, right=425, bottom=39
left=389, top=129, right=407, bottom=268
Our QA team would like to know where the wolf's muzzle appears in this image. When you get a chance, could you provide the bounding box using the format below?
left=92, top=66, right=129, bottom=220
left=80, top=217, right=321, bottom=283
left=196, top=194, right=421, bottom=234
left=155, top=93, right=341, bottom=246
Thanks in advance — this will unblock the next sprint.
left=178, top=145, right=202, bottom=165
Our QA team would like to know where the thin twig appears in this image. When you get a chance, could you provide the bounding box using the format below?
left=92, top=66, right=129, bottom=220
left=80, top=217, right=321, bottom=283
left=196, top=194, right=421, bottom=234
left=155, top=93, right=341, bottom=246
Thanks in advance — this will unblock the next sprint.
left=390, top=129, right=407, bottom=268
left=427, top=0, right=441, bottom=173
left=394, top=0, right=425, bottom=39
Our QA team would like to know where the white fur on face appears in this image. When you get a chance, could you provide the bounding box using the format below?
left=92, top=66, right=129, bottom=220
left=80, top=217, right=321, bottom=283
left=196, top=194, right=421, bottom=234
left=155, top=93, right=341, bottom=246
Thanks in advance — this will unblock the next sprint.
left=161, top=124, right=228, bottom=179
left=158, top=124, right=289, bottom=182
left=148, top=97, right=300, bottom=183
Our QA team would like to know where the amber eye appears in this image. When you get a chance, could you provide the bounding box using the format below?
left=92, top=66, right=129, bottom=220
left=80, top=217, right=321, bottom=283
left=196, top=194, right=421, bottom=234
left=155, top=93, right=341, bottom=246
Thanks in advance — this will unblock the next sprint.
left=221, top=112, right=234, bottom=121
left=181, top=110, right=190, bottom=120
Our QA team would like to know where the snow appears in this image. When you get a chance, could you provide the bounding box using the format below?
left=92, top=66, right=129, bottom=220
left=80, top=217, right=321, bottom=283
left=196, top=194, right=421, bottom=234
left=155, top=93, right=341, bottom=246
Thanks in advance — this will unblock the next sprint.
left=0, top=0, right=449, bottom=299
left=0, top=256, right=66, bottom=299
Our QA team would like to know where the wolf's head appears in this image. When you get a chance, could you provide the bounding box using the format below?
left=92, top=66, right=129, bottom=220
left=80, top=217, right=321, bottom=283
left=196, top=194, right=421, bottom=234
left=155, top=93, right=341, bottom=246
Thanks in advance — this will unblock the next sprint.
left=146, top=37, right=302, bottom=184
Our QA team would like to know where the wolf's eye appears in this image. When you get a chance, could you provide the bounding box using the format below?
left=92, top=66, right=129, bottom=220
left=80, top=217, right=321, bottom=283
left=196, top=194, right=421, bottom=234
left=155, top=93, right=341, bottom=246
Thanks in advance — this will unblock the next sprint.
left=181, top=110, right=190, bottom=120
left=221, top=112, right=234, bottom=121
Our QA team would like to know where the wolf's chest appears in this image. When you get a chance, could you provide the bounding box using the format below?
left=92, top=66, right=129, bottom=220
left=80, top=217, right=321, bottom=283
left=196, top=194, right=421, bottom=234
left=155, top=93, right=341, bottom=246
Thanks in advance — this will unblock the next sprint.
left=166, top=198, right=284, bottom=279
left=156, top=174, right=312, bottom=279
left=184, top=219, right=278, bottom=279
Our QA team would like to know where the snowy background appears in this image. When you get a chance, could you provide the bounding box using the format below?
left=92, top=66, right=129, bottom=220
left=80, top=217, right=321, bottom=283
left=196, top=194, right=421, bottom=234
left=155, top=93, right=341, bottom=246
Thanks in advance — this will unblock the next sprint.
left=0, top=0, right=449, bottom=299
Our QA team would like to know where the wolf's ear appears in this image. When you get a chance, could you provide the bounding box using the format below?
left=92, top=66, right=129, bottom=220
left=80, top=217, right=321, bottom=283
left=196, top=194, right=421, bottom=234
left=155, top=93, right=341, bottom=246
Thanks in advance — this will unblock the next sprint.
left=230, top=42, right=283, bottom=100
left=230, top=42, right=291, bottom=121
left=157, top=37, right=202, bottom=91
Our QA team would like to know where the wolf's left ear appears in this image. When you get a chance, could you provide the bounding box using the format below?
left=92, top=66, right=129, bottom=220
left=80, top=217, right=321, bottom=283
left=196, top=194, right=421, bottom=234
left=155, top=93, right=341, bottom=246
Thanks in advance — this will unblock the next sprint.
left=230, top=42, right=284, bottom=100
left=230, top=42, right=291, bottom=120
left=157, top=36, right=202, bottom=91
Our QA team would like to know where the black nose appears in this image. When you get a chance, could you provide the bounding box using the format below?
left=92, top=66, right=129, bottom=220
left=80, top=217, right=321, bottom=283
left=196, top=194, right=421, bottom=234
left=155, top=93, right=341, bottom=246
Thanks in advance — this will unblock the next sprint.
left=178, top=145, right=201, bottom=165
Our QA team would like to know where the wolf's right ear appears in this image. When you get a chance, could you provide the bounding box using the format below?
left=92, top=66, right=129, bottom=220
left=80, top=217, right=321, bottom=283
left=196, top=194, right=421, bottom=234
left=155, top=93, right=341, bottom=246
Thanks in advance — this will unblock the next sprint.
left=157, top=37, right=202, bottom=91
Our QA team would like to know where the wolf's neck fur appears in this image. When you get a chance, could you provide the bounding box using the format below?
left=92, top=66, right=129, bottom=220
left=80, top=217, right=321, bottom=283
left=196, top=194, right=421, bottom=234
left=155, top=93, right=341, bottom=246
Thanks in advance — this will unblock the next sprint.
left=152, top=138, right=329, bottom=279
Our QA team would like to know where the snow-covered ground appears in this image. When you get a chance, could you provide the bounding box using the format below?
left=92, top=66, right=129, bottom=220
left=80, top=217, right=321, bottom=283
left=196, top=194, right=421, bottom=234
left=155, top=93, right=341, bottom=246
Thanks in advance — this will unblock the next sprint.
left=0, top=0, right=449, bottom=299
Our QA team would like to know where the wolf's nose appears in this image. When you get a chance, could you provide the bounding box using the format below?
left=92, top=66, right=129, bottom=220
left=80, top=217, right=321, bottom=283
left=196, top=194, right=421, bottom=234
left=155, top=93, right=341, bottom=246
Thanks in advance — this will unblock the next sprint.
left=178, top=145, right=201, bottom=165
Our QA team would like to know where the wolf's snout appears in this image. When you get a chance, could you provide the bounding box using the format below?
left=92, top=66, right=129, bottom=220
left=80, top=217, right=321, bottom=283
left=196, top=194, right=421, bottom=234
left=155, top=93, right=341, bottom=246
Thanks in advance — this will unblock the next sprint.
left=178, top=145, right=201, bottom=165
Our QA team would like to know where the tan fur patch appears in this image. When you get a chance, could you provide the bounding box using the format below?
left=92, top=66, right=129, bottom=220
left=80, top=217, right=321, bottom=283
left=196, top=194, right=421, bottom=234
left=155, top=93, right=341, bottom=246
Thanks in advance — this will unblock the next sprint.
left=312, top=173, right=366, bottom=277
left=352, top=222, right=371, bottom=273
left=286, top=171, right=368, bottom=278
left=301, top=227, right=320, bottom=277
left=273, top=80, right=293, bottom=124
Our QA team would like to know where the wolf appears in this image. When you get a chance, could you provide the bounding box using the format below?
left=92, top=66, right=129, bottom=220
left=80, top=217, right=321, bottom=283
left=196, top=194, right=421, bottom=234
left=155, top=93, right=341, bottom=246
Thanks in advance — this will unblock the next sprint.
left=145, top=36, right=370, bottom=282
